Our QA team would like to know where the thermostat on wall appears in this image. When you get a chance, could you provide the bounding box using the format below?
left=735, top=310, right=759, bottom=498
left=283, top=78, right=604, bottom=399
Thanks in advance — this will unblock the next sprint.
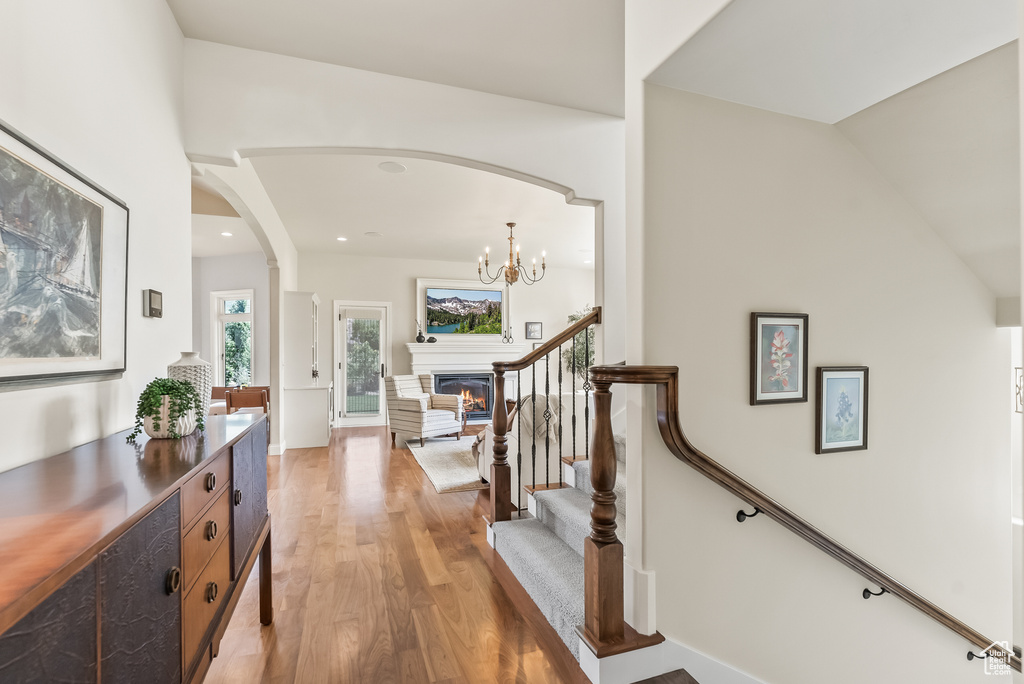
left=143, top=289, right=162, bottom=318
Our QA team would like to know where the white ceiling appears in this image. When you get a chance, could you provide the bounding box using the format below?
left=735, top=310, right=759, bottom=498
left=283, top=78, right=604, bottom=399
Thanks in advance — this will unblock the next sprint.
left=246, top=154, right=595, bottom=269
left=165, top=0, right=625, bottom=117
left=191, top=214, right=264, bottom=258
left=836, top=43, right=1020, bottom=298
left=649, top=0, right=1018, bottom=124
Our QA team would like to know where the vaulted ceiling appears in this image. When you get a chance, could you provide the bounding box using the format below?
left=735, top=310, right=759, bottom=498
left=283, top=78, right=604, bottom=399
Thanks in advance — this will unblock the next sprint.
left=650, top=0, right=1019, bottom=299
left=165, top=0, right=625, bottom=117
left=175, top=0, right=1020, bottom=298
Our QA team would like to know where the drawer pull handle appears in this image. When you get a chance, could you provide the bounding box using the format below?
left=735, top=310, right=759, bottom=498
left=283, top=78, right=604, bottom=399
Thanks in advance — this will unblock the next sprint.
left=206, top=520, right=218, bottom=541
left=206, top=581, right=219, bottom=603
left=234, top=489, right=242, bottom=506
left=205, top=472, right=217, bottom=492
left=166, top=567, right=181, bottom=595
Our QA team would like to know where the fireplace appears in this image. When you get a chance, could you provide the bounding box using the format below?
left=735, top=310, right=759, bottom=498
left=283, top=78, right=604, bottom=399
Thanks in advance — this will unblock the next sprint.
left=434, top=373, right=493, bottom=421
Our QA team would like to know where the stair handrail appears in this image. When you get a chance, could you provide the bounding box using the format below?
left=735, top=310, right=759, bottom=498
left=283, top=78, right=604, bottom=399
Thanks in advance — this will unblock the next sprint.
left=487, top=306, right=601, bottom=523
left=498, top=307, right=602, bottom=372
left=587, top=363, right=1020, bottom=671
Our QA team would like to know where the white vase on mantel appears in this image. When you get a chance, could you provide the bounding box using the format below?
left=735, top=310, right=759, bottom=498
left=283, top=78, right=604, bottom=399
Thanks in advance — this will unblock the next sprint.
left=168, top=351, right=212, bottom=418
left=143, top=396, right=198, bottom=440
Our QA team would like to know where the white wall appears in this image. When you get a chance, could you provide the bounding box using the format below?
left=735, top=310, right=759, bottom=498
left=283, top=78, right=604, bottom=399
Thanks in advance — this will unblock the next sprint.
left=641, top=85, right=1010, bottom=683
left=294, top=252, right=593, bottom=378
left=191, top=252, right=271, bottom=386
left=181, top=39, right=625, bottom=363
left=0, top=0, right=187, bottom=472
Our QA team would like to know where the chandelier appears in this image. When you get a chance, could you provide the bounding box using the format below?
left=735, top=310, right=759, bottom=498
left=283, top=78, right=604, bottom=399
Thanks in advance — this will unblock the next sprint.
left=478, top=222, right=546, bottom=286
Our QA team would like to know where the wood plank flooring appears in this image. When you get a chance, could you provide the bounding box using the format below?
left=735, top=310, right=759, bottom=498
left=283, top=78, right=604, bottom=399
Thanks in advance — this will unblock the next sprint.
left=206, top=426, right=588, bottom=684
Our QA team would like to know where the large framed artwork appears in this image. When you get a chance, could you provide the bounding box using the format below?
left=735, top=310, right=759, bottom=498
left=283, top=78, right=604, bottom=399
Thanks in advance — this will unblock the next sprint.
left=417, top=278, right=504, bottom=339
left=750, top=312, right=808, bottom=405
left=816, top=366, right=869, bottom=454
left=0, top=120, right=128, bottom=385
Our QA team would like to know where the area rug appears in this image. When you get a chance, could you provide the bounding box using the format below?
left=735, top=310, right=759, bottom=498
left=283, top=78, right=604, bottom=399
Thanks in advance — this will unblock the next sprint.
left=408, top=435, right=488, bottom=494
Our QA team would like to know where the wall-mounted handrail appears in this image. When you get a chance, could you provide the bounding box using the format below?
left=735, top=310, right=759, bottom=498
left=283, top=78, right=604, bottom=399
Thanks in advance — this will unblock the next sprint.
left=586, top=364, right=1020, bottom=671
left=487, top=307, right=601, bottom=523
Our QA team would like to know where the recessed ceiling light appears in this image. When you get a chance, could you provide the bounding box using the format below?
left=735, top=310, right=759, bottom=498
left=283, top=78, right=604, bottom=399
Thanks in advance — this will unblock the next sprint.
left=583, top=260, right=592, bottom=264
left=365, top=231, right=384, bottom=237
left=378, top=161, right=406, bottom=174
left=336, top=237, right=348, bottom=241
left=221, top=232, right=233, bottom=237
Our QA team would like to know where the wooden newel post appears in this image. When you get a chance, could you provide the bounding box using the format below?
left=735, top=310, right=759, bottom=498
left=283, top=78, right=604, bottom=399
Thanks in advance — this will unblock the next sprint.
left=489, top=366, right=513, bottom=523
left=583, top=377, right=624, bottom=652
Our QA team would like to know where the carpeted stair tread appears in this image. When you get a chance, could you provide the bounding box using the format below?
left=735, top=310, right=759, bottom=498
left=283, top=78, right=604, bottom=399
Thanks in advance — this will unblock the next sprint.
left=534, top=486, right=626, bottom=557
left=571, top=459, right=627, bottom=510
left=492, top=518, right=586, bottom=660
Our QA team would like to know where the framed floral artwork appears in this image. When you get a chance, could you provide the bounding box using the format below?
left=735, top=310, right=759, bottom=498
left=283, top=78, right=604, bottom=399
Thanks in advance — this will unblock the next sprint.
left=750, top=312, right=808, bottom=405
left=816, top=366, right=868, bottom=453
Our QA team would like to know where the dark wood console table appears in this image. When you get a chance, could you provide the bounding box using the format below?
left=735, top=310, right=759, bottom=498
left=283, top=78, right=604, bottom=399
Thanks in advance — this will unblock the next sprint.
left=0, top=414, right=273, bottom=683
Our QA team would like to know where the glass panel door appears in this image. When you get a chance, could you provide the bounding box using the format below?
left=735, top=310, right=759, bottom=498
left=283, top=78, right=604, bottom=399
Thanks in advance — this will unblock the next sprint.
left=345, top=317, right=380, bottom=415
left=336, top=305, right=387, bottom=426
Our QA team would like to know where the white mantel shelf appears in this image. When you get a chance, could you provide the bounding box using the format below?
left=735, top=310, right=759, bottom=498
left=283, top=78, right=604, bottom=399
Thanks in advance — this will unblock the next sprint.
left=407, top=341, right=527, bottom=375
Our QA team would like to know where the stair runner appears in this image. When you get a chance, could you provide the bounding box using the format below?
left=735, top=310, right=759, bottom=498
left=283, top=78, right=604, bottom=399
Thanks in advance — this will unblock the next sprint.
left=491, top=436, right=627, bottom=661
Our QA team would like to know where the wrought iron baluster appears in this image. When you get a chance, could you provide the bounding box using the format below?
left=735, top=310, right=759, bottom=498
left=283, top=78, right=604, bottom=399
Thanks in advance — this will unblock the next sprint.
left=584, top=325, right=591, bottom=459
left=572, top=335, right=577, bottom=460
left=517, top=369, right=522, bottom=515
left=557, top=344, right=563, bottom=487
left=531, top=363, right=537, bottom=491
left=544, top=352, right=551, bottom=487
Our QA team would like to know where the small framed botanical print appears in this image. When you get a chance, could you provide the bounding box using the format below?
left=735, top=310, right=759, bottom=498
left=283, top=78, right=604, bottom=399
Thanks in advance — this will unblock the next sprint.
left=525, top=322, right=543, bottom=340
left=816, top=366, right=869, bottom=454
left=750, top=312, right=809, bottom=405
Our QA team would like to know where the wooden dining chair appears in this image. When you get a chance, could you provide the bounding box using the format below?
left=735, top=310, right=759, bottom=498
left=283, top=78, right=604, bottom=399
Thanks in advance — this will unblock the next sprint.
left=226, top=388, right=271, bottom=445
left=225, top=388, right=269, bottom=414
left=209, top=386, right=231, bottom=416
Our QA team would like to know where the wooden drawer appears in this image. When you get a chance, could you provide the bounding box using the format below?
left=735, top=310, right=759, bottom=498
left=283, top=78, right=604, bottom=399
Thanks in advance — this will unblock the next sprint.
left=181, top=452, right=229, bottom=527
left=182, top=489, right=231, bottom=595
left=183, top=535, right=230, bottom=667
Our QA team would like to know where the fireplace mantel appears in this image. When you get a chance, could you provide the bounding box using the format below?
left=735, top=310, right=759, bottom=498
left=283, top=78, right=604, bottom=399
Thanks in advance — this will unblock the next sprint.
left=407, top=342, right=527, bottom=375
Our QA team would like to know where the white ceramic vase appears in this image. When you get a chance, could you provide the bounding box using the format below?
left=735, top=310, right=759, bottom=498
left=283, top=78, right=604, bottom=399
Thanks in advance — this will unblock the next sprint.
left=168, top=351, right=213, bottom=417
left=143, top=395, right=198, bottom=439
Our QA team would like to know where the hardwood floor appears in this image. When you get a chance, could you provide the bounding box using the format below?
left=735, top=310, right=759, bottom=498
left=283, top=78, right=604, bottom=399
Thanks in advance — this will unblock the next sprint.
left=206, top=426, right=588, bottom=684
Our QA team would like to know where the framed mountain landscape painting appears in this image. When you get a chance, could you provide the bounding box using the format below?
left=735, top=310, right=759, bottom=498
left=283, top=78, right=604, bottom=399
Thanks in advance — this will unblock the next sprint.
left=816, top=366, right=868, bottom=454
left=750, top=312, right=808, bottom=405
left=417, top=279, right=504, bottom=339
left=0, top=120, right=128, bottom=385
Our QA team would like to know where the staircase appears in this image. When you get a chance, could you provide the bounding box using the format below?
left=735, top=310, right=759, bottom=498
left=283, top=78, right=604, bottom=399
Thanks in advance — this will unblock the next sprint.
left=482, top=308, right=676, bottom=683
left=492, top=443, right=627, bottom=660
left=485, top=328, right=1024, bottom=682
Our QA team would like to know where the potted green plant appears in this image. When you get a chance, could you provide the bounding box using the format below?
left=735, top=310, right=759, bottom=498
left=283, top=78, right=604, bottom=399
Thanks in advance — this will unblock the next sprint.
left=127, top=378, right=205, bottom=442
left=561, top=306, right=596, bottom=383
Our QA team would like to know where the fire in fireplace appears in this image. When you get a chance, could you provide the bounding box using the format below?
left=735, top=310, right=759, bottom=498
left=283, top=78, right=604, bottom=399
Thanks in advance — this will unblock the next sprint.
left=434, top=373, right=493, bottom=421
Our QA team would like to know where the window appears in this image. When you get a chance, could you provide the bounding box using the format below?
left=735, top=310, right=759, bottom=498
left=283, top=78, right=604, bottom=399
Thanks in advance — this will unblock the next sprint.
left=212, top=290, right=253, bottom=386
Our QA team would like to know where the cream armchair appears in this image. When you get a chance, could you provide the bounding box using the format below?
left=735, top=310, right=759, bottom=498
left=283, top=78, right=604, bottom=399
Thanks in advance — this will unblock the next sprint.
left=477, top=394, right=561, bottom=509
left=385, top=374, right=464, bottom=447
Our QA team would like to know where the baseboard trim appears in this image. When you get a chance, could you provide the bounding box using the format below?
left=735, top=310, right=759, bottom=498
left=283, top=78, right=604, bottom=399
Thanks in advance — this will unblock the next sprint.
left=624, top=561, right=656, bottom=635
left=485, top=520, right=496, bottom=548
left=578, top=633, right=766, bottom=684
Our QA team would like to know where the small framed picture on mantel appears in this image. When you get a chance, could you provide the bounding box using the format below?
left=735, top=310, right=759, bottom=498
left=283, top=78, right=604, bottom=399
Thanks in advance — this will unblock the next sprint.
left=525, top=322, right=543, bottom=340
left=750, top=312, right=808, bottom=405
